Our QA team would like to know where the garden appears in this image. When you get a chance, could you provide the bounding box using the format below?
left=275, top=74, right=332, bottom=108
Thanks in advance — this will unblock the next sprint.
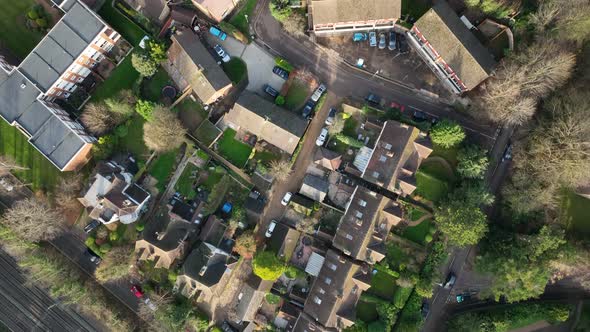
left=284, top=79, right=310, bottom=111
left=216, top=129, right=253, bottom=168
left=194, top=120, right=222, bottom=147
left=149, top=149, right=180, bottom=192
left=228, top=0, right=258, bottom=40
left=0, top=0, right=47, bottom=59
left=222, top=58, right=248, bottom=84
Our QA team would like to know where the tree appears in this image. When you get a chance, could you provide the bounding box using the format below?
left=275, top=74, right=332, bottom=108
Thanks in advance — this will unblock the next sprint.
left=135, top=100, right=155, bottom=121
left=94, top=245, right=134, bottom=282
left=0, top=198, right=62, bottom=242
left=54, top=173, right=83, bottom=212
left=450, top=181, right=495, bottom=207
left=296, top=218, right=317, bottom=234
left=252, top=251, right=286, bottom=281
left=268, top=160, right=292, bottom=182
left=105, top=90, right=136, bottom=119
left=328, top=113, right=345, bottom=135
left=274, top=95, right=285, bottom=105
left=80, top=102, right=113, bottom=135
left=0, top=156, right=28, bottom=172
left=233, top=230, right=256, bottom=259
left=434, top=201, right=488, bottom=247
left=335, top=134, right=364, bottom=148
left=147, top=40, right=167, bottom=63
left=131, top=52, right=157, bottom=77
left=429, top=120, right=465, bottom=148
left=457, top=145, right=489, bottom=179
left=143, top=107, right=186, bottom=153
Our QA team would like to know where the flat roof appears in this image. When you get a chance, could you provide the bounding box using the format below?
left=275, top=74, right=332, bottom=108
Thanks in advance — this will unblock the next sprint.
left=312, top=0, right=401, bottom=25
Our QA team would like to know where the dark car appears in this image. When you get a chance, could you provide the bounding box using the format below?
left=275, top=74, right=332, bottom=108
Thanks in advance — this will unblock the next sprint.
left=263, top=84, right=279, bottom=98
left=421, top=301, right=430, bottom=317
left=272, top=66, right=290, bottom=80
left=84, top=248, right=101, bottom=265
left=302, top=100, right=315, bottom=118
left=84, top=219, right=100, bottom=233
left=365, top=93, right=381, bottom=106
left=444, top=272, right=457, bottom=289
left=397, top=33, right=409, bottom=53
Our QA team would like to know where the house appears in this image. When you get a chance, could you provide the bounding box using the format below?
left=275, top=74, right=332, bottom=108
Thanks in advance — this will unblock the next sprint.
left=314, top=147, right=342, bottom=171
left=233, top=274, right=273, bottom=323
left=299, top=174, right=329, bottom=202
left=407, top=1, right=497, bottom=94
left=167, top=197, right=205, bottom=224
left=309, top=0, right=401, bottom=35
left=165, top=29, right=233, bottom=105
left=269, top=223, right=301, bottom=260
left=199, top=215, right=228, bottom=247
left=135, top=219, right=197, bottom=269
left=78, top=161, right=150, bottom=225
left=191, top=0, right=238, bottom=23
left=275, top=302, right=302, bottom=331
left=332, top=186, right=400, bottom=264
left=0, top=0, right=124, bottom=171
left=175, top=241, right=236, bottom=303
left=353, top=120, right=432, bottom=195
left=302, top=249, right=371, bottom=329
left=122, top=0, right=171, bottom=26
left=222, top=92, right=308, bottom=155
left=290, top=194, right=316, bottom=216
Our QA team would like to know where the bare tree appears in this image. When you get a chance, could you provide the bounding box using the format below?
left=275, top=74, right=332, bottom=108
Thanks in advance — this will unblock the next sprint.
left=233, top=231, right=256, bottom=259
left=296, top=218, right=317, bottom=235
left=80, top=102, right=114, bottom=135
left=269, top=160, right=292, bottom=182
left=105, top=90, right=137, bottom=121
left=0, top=198, right=62, bottom=242
left=95, top=245, right=134, bottom=282
left=328, top=114, right=345, bottom=135
left=143, top=107, right=186, bottom=153
left=0, top=156, right=28, bottom=172
left=54, top=173, right=83, bottom=213
left=529, top=1, right=560, bottom=33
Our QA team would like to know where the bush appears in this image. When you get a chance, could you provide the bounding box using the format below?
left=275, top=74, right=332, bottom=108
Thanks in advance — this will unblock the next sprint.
left=35, top=18, right=47, bottom=28
left=335, top=134, right=365, bottom=148
left=275, top=57, right=294, bottom=72
left=284, top=265, right=306, bottom=279
left=135, top=100, right=155, bottom=121
left=99, top=243, right=112, bottom=253
left=275, top=95, right=285, bottom=105
left=115, top=124, right=129, bottom=138
left=393, top=287, right=413, bottom=309
left=265, top=293, right=281, bottom=305
left=27, top=10, right=39, bottom=20
left=135, top=223, right=145, bottom=232
left=108, top=231, right=119, bottom=242
left=168, top=270, right=178, bottom=284
left=253, top=251, right=286, bottom=281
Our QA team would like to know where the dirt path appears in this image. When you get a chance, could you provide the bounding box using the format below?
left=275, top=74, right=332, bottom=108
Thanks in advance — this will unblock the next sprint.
left=406, top=212, right=434, bottom=227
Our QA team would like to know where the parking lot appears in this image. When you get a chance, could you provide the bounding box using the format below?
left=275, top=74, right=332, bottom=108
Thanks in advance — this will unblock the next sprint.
left=317, top=29, right=451, bottom=98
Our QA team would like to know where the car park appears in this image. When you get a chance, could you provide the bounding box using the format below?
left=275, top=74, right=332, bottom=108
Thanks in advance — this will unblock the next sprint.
left=388, top=31, right=397, bottom=50
left=214, top=45, right=230, bottom=63
left=365, top=93, right=381, bottom=106
left=131, top=285, right=144, bottom=298
left=302, top=100, right=315, bottom=118
left=316, top=127, right=328, bottom=146
left=209, top=26, right=227, bottom=41
left=84, top=219, right=100, bottom=233
left=272, top=66, right=290, bottom=80
left=84, top=249, right=101, bottom=265
left=443, top=272, right=456, bottom=289
left=353, top=33, right=367, bottom=42
left=369, top=31, right=377, bottom=47
left=265, top=220, right=277, bottom=237
left=325, top=107, right=337, bottom=125
left=281, top=192, right=293, bottom=206
left=263, top=84, right=279, bottom=98
left=378, top=33, right=386, bottom=49
left=311, top=83, right=326, bottom=102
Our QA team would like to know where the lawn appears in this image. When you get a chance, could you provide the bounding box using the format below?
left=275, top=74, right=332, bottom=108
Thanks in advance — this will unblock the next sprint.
left=149, top=150, right=178, bottom=192
left=401, top=219, right=434, bottom=245
left=415, top=170, right=449, bottom=202
left=419, top=158, right=455, bottom=181
left=142, top=67, right=173, bottom=102
left=285, top=81, right=310, bottom=111
left=175, top=162, right=200, bottom=199
left=228, top=0, right=258, bottom=37
left=0, top=120, right=61, bottom=191
left=356, top=300, right=379, bottom=323
left=91, top=56, right=140, bottom=101
left=194, top=121, right=222, bottom=147
left=254, top=150, right=281, bottom=166
left=0, top=0, right=45, bottom=58
left=401, top=0, right=431, bottom=19
left=368, top=270, right=398, bottom=301
left=217, top=129, right=252, bottom=168
left=115, top=114, right=150, bottom=161
left=561, top=190, right=590, bottom=237
left=202, top=168, right=225, bottom=191
left=222, top=57, right=248, bottom=84
left=98, top=1, right=147, bottom=45
left=430, top=144, right=459, bottom=167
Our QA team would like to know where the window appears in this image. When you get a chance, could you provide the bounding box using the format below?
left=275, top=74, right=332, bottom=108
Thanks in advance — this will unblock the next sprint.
left=372, top=171, right=380, bottom=178
left=356, top=219, right=363, bottom=226
left=346, top=233, right=353, bottom=240
left=78, top=76, right=84, bottom=83
left=379, top=155, right=387, bottom=162
left=313, top=296, right=322, bottom=304
left=324, top=277, right=332, bottom=285
left=359, top=199, right=367, bottom=207
left=355, top=211, right=363, bottom=218
left=327, top=262, right=337, bottom=271
left=319, top=288, right=325, bottom=294
left=384, top=143, right=392, bottom=150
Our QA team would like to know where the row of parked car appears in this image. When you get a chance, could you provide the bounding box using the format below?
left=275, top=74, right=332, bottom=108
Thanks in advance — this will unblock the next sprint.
left=353, top=31, right=409, bottom=53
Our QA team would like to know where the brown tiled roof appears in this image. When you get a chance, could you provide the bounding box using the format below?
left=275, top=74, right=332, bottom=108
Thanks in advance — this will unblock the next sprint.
left=311, top=0, right=401, bottom=25
left=413, top=1, right=497, bottom=90
left=192, top=0, right=237, bottom=22
left=314, top=147, right=342, bottom=171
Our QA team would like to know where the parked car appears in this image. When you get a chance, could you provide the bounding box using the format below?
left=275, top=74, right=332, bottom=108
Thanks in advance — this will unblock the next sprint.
left=263, top=84, right=279, bottom=98
left=316, top=127, right=328, bottom=146
left=281, top=192, right=293, bottom=206
left=389, top=101, right=405, bottom=112
left=421, top=301, right=430, bottom=317
left=365, top=93, right=381, bottom=106
left=265, top=220, right=277, bottom=238
left=456, top=293, right=472, bottom=303
left=388, top=31, right=397, bottom=51
left=83, top=219, right=100, bottom=234
left=412, top=110, right=431, bottom=122
left=272, top=66, right=290, bottom=80
left=214, top=44, right=230, bottom=63
left=131, top=285, right=144, bottom=298
left=144, top=298, right=157, bottom=311
left=302, top=100, right=315, bottom=118
left=369, top=31, right=377, bottom=47
left=352, top=32, right=367, bottom=42
left=443, top=272, right=456, bottom=289
left=502, top=144, right=513, bottom=162
left=84, top=249, right=101, bottom=265
left=398, top=33, right=409, bottom=53
left=378, top=33, right=386, bottom=49
left=311, top=83, right=326, bottom=102
left=209, top=26, right=227, bottom=41
left=325, top=107, right=337, bottom=126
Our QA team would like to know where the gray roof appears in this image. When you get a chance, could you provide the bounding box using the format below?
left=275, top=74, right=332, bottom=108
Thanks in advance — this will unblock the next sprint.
left=29, top=116, right=86, bottom=169
left=143, top=219, right=196, bottom=251
left=299, top=174, right=329, bottom=202
left=19, top=1, right=105, bottom=92
left=235, top=274, right=273, bottom=322
left=181, top=242, right=228, bottom=288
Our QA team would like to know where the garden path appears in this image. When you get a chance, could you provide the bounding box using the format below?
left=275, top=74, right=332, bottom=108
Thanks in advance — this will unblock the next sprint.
left=406, top=212, right=434, bottom=227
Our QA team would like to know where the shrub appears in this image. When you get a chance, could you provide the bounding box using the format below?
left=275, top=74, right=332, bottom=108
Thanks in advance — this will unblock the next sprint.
left=425, top=234, right=433, bottom=243
left=99, top=243, right=112, bottom=253
left=35, top=18, right=47, bottom=28
left=108, top=231, right=119, bottom=242
left=253, top=251, right=286, bottom=281
left=275, top=95, right=285, bottom=105
left=131, top=52, right=158, bottom=77
left=115, top=124, right=129, bottom=138
left=335, top=134, right=365, bottom=148
left=393, top=287, right=413, bottom=309
left=265, top=293, right=281, bottom=305
left=168, top=270, right=178, bottom=284
left=136, top=223, right=145, bottom=232
left=275, top=57, right=294, bottom=72
left=27, top=10, right=39, bottom=20
left=135, top=100, right=155, bottom=121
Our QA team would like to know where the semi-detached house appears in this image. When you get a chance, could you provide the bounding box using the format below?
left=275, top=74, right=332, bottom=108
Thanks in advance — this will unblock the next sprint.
left=0, top=0, right=122, bottom=171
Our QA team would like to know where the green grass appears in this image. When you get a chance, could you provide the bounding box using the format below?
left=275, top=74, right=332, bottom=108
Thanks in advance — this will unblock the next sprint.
left=0, top=0, right=45, bottom=58
left=368, top=270, right=398, bottom=301
left=561, top=190, right=590, bottom=237
left=430, top=143, right=459, bottom=167
left=402, top=219, right=434, bottom=245
left=386, top=243, right=407, bottom=267
left=201, top=168, right=225, bottom=191
left=343, top=117, right=359, bottom=137
left=401, top=0, right=431, bottom=19
left=254, top=150, right=280, bottom=166
left=357, top=300, right=379, bottom=323
left=217, top=129, right=252, bottom=168
left=142, top=67, right=172, bottom=102
left=116, top=114, right=150, bottom=161
left=98, top=1, right=147, bottom=45
left=575, top=301, right=590, bottom=331
left=222, top=57, right=247, bottom=84
left=0, top=121, right=61, bottom=191
left=91, top=56, right=140, bottom=101
left=415, top=170, right=449, bottom=202
left=194, top=121, right=222, bottom=147
left=228, top=0, right=257, bottom=37
left=175, top=162, right=199, bottom=199
left=149, top=150, right=178, bottom=192
left=285, top=81, right=309, bottom=111
left=419, top=158, right=455, bottom=182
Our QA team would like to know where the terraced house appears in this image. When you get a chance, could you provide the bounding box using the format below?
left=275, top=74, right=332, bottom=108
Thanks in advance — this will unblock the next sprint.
left=0, top=0, right=124, bottom=171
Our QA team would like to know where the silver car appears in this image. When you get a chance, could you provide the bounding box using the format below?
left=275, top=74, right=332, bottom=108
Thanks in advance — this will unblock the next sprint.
left=378, top=33, right=386, bottom=49
left=214, top=44, right=230, bottom=63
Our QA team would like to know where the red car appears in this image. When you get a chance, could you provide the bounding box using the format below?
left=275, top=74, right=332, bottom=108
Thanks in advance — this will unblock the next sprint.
left=130, top=285, right=144, bottom=298
left=390, top=101, right=406, bottom=112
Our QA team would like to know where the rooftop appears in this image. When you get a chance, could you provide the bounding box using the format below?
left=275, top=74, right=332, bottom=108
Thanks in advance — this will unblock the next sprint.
left=181, top=242, right=229, bottom=288
left=311, top=0, right=401, bottom=25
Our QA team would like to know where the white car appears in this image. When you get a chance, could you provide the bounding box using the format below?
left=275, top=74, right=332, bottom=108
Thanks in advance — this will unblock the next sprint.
left=316, top=127, right=328, bottom=146
left=265, top=220, right=277, bottom=237
left=281, top=192, right=293, bottom=206
left=214, top=44, right=230, bottom=63
left=311, top=84, right=326, bottom=102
